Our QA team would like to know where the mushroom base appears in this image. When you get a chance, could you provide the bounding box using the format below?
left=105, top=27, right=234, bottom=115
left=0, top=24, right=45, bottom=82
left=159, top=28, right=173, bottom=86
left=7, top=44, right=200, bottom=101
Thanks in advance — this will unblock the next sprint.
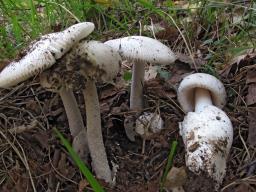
left=179, top=105, right=233, bottom=184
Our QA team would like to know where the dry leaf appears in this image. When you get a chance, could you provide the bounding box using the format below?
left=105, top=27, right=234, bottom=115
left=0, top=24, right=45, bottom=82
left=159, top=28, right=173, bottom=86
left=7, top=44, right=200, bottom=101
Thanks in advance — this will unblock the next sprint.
left=246, top=68, right=256, bottom=84
left=246, top=84, right=256, bottom=106
left=176, top=52, right=206, bottom=69
left=164, top=166, right=187, bottom=189
left=144, top=66, right=158, bottom=81
left=248, top=108, right=256, bottom=146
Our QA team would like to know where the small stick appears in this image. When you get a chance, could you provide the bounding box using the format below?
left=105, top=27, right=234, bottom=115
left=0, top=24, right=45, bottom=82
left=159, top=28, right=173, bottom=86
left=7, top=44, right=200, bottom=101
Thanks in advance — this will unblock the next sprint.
left=8, top=120, right=38, bottom=134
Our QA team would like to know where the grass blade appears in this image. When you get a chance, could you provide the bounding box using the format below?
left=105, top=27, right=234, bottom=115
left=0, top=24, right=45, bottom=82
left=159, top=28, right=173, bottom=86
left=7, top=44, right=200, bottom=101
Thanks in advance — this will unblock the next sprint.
left=160, top=140, right=178, bottom=191
left=54, top=128, right=105, bottom=192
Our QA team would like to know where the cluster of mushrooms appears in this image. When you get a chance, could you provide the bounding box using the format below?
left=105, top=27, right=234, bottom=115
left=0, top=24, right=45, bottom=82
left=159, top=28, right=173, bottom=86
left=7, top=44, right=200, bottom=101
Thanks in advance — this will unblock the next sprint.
left=0, top=22, right=233, bottom=187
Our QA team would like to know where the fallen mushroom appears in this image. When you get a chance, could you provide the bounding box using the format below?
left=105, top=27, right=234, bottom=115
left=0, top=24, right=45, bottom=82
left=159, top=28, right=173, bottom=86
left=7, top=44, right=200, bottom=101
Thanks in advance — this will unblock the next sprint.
left=177, top=73, right=233, bottom=185
left=0, top=22, right=95, bottom=160
left=63, top=40, right=122, bottom=184
left=104, top=36, right=176, bottom=111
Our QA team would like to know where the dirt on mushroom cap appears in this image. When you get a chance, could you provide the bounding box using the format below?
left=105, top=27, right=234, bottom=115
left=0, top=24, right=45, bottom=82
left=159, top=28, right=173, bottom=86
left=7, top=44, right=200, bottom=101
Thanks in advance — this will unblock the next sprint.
left=64, top=40, right=122, bottom=82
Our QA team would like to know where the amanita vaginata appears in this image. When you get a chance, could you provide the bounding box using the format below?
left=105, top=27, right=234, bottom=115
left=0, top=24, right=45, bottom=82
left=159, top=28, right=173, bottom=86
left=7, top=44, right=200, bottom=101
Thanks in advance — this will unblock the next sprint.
left=63, top=40, right=122, bottom=184
left=104, top=36, right=176, bottom=111
left=0, top=22, right=95, bottom=159
left=105, top=36, right=176, bottom=137
left=177, top=73, right=233, bottom=184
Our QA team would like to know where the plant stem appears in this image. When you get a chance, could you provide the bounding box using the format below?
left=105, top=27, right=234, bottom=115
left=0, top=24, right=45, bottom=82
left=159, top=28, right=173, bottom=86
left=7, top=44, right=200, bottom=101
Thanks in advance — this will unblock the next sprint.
left=194, top=88, right=212, bottom=112
left=83, top=79, right=112, bottom=183
left=130, top=61, right=145, bottom=111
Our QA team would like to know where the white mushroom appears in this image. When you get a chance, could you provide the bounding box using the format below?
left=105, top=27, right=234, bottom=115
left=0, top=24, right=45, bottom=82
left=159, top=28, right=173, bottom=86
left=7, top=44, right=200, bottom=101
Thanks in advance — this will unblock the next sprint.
left=0, top=22, right=95, bottom=88
left=0, top=22, right=95, bottom=161
left=105, top=36, right=176, bottom=111
left=39, top=71, right=88, bottom=160
left=177, top=73, right=233, bottom=184
left=63, top=40, right=122, bottom=184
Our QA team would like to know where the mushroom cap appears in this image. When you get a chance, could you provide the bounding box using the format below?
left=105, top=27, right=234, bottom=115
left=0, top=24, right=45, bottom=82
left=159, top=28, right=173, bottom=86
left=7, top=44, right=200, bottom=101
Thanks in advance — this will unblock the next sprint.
left=0, top=22, right=95, bottom=88
left=104, top=36, right=176, bottom=65
left=135, top=112, right=164, bottom=136
left=65, top=40, right=122, bottom=82
left=179, top=105, right=233, bottom=183
left=177, top=73, right=226, bottom=113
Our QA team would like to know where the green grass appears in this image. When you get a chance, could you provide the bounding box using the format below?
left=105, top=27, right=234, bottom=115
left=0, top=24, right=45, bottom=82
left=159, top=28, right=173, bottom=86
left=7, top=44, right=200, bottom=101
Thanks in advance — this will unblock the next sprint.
left=54, top=128, right=105, bottom=192
left=160, top=140, right=178, bottom=192
left=1, top=0, right=255, bottom=61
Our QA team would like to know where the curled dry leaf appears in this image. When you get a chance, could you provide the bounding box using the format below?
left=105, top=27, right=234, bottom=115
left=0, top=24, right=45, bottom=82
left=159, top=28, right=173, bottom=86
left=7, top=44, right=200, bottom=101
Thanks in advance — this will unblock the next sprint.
left=247, top=108, right=256, bottom=146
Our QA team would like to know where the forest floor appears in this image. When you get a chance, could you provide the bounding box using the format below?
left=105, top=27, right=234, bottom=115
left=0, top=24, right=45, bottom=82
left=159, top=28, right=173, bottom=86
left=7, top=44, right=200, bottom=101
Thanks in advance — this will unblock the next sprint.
left=0, top=1, right=256, bottom=192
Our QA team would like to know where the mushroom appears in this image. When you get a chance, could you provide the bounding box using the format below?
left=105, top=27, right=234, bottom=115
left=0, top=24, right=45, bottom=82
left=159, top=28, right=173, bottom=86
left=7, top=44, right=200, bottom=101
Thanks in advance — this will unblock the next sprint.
left=177, top=73, right=233, bottom=185
left=0, top=22, right=95, bottom=88
left=0, top=22, right=95, bottom=159
left=63, top=40, right=122, bottom=184
left=105, top=36, right=175, bottom=140
left=39, top=70, right=88, bottom=160
left=104, top=36, right=176, bottom=111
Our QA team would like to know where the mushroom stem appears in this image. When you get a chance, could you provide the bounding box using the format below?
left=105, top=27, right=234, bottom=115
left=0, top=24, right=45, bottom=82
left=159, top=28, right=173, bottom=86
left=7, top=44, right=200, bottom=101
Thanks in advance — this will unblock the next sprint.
left=83, top=79, right=112, bottom=183
left=59, top=87, right=85, bottom=137
left=59, top=87, right=88, bottom=160
left=195, top=88, right=212, bottom=112
left=130, top=61, right=145, bottom=111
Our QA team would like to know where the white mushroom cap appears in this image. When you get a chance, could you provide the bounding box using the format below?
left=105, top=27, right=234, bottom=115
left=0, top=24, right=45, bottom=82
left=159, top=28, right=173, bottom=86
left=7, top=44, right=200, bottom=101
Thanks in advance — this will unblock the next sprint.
left=0, top=22, right=95, bottom=88
left=65, top=40, right=122, bottom=82
left=179, top=105, right=233, bottom=184
left=104, top=36, right=176, bottom=64
left=177, top=73, right=226, bottom=113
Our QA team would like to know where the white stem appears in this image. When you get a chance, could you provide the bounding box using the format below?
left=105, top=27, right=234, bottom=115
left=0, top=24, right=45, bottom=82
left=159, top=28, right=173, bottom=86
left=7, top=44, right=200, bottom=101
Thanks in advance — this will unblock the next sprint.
left=59, top=88, right=88, bottom=160
left=59, top=88, right=85, bottom=137
left=83, top=79, right=112, bottom=183
left=130, top=62, right=145, bottom=111
left=195, top=88, right=212, bottom=112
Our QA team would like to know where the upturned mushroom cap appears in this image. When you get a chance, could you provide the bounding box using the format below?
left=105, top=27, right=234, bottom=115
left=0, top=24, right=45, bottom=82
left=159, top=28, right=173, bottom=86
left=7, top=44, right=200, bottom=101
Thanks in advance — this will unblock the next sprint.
left=65, top=40, right=122, bottom=82
left=135, top=112, right=164, bottom=136
left=179, top=105, right=233, bottom=184
left=177, top=73, right=226, bottom=113
left=0, top=22, right=95, bottom=88
left=104, top=36, right=176, bottom=64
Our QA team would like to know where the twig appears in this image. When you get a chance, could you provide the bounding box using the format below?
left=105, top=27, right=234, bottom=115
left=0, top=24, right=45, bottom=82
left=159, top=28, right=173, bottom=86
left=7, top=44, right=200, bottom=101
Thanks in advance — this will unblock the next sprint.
left=0, top=130, right=37, bottom=192
left=8, top=120, right=38, bottom=134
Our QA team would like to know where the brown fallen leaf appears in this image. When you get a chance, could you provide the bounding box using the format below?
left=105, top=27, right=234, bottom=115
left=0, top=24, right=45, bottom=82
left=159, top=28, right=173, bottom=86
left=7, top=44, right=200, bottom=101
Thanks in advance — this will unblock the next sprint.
left=154, top=21, right=179, bottom=43
left=246, top=67, right=256, bottom=84
left=246, top=84, right=256, bottom=106
left=247, top=108, right=256, bottom=146
left=221, top=49, right=256, bottom=78
left=164, top=166, right=187, bottom=190
left=176, top=52, right=206, bottom=69
left=234, top=183, right=253, bottom=192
